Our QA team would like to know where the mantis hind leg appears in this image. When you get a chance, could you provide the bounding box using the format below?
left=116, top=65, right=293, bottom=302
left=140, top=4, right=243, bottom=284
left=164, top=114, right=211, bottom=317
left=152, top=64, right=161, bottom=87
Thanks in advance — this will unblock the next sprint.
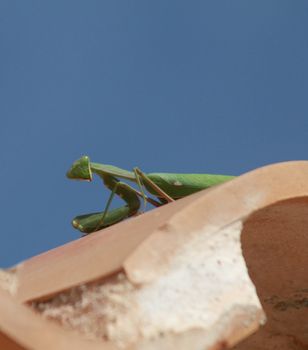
left=133, top=167, right=148, bottom=211
left=134, top=167, right=175, bottom=203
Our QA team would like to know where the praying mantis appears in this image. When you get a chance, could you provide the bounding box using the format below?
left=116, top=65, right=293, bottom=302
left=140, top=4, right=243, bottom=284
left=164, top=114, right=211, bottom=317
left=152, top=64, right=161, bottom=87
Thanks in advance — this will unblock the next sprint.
left=66, top=156, right=235, bottom=234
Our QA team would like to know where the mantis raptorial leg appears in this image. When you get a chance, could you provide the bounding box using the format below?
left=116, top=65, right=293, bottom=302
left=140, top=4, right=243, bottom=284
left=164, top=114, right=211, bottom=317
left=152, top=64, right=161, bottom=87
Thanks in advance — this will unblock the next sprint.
left=98, top=174, right=145, bottom=228
left=73, top=174, right=141, bottom=234
left=73, top=207, right=135, bottom=234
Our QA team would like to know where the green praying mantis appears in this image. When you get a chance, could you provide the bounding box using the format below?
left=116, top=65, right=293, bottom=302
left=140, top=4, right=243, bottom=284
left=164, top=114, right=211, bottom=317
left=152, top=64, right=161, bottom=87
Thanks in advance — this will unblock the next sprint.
left=66, top=156, right=236, bottom=234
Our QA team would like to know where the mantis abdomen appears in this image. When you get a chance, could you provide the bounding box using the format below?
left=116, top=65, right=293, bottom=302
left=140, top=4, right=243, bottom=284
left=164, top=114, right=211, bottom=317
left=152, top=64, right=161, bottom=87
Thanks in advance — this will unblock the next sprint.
left=146, top=173, right=235, bottom=199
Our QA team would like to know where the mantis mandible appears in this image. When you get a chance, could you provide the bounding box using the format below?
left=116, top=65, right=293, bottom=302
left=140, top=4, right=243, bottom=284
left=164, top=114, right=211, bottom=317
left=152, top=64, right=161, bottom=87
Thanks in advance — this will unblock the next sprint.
left=67, top=156, right=235, bottom=234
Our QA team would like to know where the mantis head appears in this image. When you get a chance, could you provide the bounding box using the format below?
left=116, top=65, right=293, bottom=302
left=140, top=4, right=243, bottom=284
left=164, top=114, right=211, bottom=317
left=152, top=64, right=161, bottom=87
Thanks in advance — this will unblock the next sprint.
left=66, top=156, right=93, bottom=181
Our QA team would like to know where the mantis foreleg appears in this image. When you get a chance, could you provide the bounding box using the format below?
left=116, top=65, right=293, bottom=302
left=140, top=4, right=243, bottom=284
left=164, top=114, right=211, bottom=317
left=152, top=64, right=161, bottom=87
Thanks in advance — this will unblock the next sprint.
left=96, top=174, right=141, bottom=229
left=72, top=207, right=133, bottom=234
left=72, top=174, right=141, bottom=234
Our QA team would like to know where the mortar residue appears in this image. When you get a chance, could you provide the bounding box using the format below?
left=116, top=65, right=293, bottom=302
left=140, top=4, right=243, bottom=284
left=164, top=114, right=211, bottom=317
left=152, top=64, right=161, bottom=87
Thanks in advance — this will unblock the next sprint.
left=32, top=272, right=138, bottom=347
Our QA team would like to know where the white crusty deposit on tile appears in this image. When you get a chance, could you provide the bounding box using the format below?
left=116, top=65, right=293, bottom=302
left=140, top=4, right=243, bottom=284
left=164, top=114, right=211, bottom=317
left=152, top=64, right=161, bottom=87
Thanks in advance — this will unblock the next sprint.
left=107, top=220, right=263, bottom=346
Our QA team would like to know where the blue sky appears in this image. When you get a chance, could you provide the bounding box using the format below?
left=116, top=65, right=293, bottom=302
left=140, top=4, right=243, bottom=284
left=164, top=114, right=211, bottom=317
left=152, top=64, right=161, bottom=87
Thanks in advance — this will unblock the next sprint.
left=1, top=1, right=308, bottom=266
